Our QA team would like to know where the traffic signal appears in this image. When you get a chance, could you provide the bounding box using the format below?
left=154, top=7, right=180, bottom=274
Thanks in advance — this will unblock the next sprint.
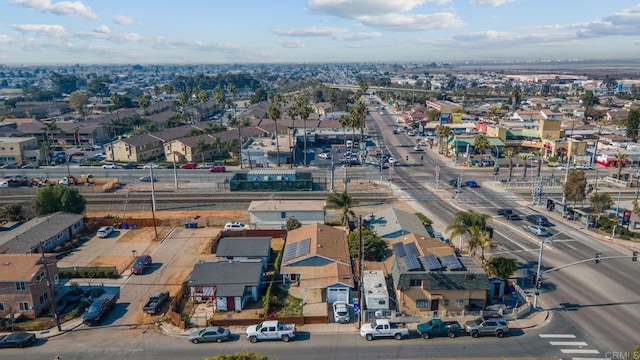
left=633, top=251, right=638, bottom=262
left=530, top=273, right=536, bottom=285
left=536, top=278, right=543, bottom=289
left=595, top=252, right=602, bottom=264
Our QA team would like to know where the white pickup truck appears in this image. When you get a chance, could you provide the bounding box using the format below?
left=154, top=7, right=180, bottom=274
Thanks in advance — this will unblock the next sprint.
left=245, top=320, right=296, bottom=343
left=360, top=319, right=410, bottom=341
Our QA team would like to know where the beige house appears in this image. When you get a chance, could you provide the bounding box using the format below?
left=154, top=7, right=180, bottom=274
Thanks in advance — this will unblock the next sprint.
left=391, top=234, right=489, bottom=313
left=0, top=254, right=59, bottom=317
left=163, top=134, right=219, bottom=163
left=247, top=200, right=326, bottom=229
left=0, top=137, right=43, bottom=165
left=105, top=134, right=164, bottom=163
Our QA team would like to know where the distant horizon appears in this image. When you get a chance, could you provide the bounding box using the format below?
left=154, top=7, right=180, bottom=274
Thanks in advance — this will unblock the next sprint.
left=1, top=1, right=639, bottom=64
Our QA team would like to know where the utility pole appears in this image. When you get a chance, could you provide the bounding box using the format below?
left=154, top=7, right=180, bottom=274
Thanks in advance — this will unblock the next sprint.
left=358, top=215, right=364, bottom=328
left=172, top=152, right=178, bottom=190
left=149, top=165, right=158, bottom=239
left=40, top=242, right=61, bottom=331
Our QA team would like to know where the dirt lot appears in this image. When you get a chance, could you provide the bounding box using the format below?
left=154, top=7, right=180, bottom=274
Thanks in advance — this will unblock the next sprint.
left=86, top=210, right=250, bottom=227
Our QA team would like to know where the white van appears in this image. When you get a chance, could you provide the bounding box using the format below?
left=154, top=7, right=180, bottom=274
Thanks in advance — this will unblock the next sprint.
left=346, top=140, right=353, bottom=149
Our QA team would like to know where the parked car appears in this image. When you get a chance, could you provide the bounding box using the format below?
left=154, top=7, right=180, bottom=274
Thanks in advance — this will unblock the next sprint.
left=449, top=179, right=467, bottom=187
left=526, top=214, right=550, bottom=226
left=0, top=332, right=36, bottom=348
left=527, top=225, right=551, bottom=237
left=1, top=163, right=19, bottom=169
left=407, top=130, right=416, bottom=136
left=131, top=254, right=152, bottom=275
left=224, top=222, right=247, bottom=231
left=465, top=316, right=509, bottom=338
left=139, top=176, right=157, bottom=182
left=497, top=208, right=513, bottom=216
left=21, top=162, right=40, bottom=169
left=83, top=291, right=119, bottom=326
left=246, top=320, right=296, bottom=343
left=189, top=326, right=231, bottom=344
left=102, top=163, right=118, bottom=169
left=332, top=301, right=350, bottom=323
left=505, top=213, right=521, bottom=220
left=122, top=163, right=138, bottom=169
left=181, top=162, right=197, bottom=169
left=413, top=145, right=423, bottom=151
left=70, top=151, right=85, bottom=156
left=197, top=163, right=214, bottom=169
left=318, top=153, right=331, bottom=159
left=96, top=226, right=114, bottom=238
left=142, top=163, right=159, bottom=169
left=209, top=166, right=226, bottom=173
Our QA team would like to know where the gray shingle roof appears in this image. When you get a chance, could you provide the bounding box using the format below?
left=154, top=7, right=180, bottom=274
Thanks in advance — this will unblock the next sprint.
left=187, top=260, right=263, bottom=297
left=216, top=237, right=271, bottom=258
left=369, top=207, right=430, bottom=238
left=0, top=212, right=83, bottom=253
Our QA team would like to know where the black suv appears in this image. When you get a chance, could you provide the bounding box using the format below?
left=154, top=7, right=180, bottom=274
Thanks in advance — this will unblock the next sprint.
left=526, top=214, right=549, bottom=226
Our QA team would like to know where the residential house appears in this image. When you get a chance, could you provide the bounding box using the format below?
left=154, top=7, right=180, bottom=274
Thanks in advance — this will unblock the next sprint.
left=280, top=223, right=354, bottom=304
left=0, top=136, right=43, bottom=165
left=313, top=102, right=335, bottom=117
left=0, top=212, right=84, bottom=254
left=247, top=200, right=326, bottom=229
left=105, top=134, right=164, bottom=163
left=367, top=207, right=430, bottom=239
left=605, top=109, right=629, bottom=124
left=215, top=236, right=271, bottom=271
left=186, top=260, right=263, bottom=311
left=164, top=134, right=219, bottom=163
left=390, top=234, right=489, bottom=313
left=0, top=254, right=59, bottom=317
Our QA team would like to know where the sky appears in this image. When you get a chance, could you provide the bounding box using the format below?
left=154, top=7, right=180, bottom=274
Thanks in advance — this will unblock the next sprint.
left=0, top=0, right=639, bottom=64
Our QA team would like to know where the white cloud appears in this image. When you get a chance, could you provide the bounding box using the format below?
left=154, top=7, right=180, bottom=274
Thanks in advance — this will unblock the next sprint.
left=358, top=12, right=465, bottom=31
left=279, top=40, right=305, bottom=48
left=272, top=26, right=381, bottom=41
left=12, top=24, right=68, bottom=38
left=113, top=15, right=138, bottom=26
left=0, top=35, right=12, bottom=43
left=308, top=0, right=427, bottom=17
left=94, top=25, right=111, bottom=34
left=469, top=0, right=515, bottom=6
left=10, top=0, right=98, bottom=20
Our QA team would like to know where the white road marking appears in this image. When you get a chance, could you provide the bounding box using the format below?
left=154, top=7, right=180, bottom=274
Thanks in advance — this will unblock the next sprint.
left=571, top=358, right=608, bottom=360
left=560, top=349, right=600, bottom=354
left=539, top=334, right=576, bottom=338
left=549, top=341, right=589, bottom=346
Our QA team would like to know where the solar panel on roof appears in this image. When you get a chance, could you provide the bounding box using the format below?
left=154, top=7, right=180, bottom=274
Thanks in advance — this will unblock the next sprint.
left=420, top=255, right=442, bottom=271
left=441, top=254, right=464, bottom=270
left=404, top=242, right=420, bottom=257
left=402, top=255, right=422, bottom=271
left=392, top=242, right=406, bottom=258
left=296, top=238, right=311, bottom=258
left=282, top=237, right=311, bottom=262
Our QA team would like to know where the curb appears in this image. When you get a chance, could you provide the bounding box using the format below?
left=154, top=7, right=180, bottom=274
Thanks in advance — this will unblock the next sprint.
left=39, top=321, right=84, bottom=339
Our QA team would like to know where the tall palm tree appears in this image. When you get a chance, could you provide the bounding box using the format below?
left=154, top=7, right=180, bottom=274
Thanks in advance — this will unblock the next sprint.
left=520, top=154, right=530, bottom=178
left=534, top=149, right=544, bottom=178
left=473, top=134, right=491, bottom=159
left=325, top=191, right=359, bottom=227
left=436, top=125, right=453, bottom=155
left=211, top=137, right=222, bottom=159
left=286, top=105, right=298, bottom=167
left=349, top=100, right=367, bottom=146
left=446, top=210, right=491, bottom=251
left=614, top=152, right=628, bottom=178
left=193, top=138, right=207, bottom=165
left=297, top=96, right=314, bottom=167
left=467, top=226, right=494, bottom=262
left=338, top=113, right=351, bottom=150
left=267, top=104, right=282, bottom=166
left=214, top=85, right=225, bottom=127
left=138, top=94, right=150, bottom=115
left=503, top=147, right=517, bottom=178
left=195, top=87, right=210, bottom=121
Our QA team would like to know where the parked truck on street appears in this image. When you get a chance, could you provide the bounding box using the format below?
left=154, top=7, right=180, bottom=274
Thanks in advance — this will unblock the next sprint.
left=245, top=320, right=296, bottom=343
left=360, top=319, right=410, bottom=341
left=142, top=291, right=169, bottom=314
left=416, top=319, right=463, bottom=339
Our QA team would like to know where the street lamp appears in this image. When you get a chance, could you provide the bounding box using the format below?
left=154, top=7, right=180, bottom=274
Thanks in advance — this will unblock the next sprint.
left=533, top=230, right=568, bottom=309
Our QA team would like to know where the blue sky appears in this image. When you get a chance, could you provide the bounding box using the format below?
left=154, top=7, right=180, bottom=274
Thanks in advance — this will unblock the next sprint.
left=0, top=0, right=639, bottom=64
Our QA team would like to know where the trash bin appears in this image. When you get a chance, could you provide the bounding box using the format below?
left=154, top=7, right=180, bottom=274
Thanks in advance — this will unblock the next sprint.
left=184, top=222, right=189, bottom=229
left=132, top=224, right=138, bottom=229
left=113, top=223, right=119, bottom=229
left=123, top=223, right=129, bottom=230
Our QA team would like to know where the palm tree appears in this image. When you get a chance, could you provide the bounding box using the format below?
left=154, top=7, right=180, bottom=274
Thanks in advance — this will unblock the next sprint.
left=325, top=191, right=359, bottom=227
left=267, top=104, right=282, bottom=166
left=614, top=152, right=628, bottom=179
left=286, top=105, right=298, bottom=167
left=214, top=85, right=225, bottom=127
left=338, top=114, right=351, bottom=158
left=473, top=134, right=491, bottom=159
left=520, top=154, right=529, bottom=178
left=534, top=150, right=544, bottom=178
left=297, top=96, right=314, bottom=167
left=211, top=137, right=222, bottom=159
left=349, top=100, right=367, bottom=146
left=436, top=125, right=453, bottom=155
left=138, top=94, right=150, bottom=115
left=467, top=226, right=494, bottom=262
left=446, top=210, right=491, bottom=251
left=193, top=138, right=207, bottom=165
left=503, top=147, right=517, bottom=178
left=195, top=87, right=210, bottom=121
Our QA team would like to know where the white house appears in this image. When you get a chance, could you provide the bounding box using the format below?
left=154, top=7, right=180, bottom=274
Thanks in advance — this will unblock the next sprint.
left=248, top=200, right=326, bottom=229
left=363, top=270, right=389, bottom=311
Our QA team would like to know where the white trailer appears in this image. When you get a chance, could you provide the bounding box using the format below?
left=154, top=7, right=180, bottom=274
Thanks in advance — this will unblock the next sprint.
left=363, top=270, right=389, bottom=311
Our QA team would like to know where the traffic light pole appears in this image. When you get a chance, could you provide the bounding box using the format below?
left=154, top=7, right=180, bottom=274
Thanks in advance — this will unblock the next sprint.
left=532, top=230, right=568, bottom=309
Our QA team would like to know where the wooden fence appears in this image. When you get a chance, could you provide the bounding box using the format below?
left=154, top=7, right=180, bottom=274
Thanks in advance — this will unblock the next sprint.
left=211, top=315, right=327, bottom=327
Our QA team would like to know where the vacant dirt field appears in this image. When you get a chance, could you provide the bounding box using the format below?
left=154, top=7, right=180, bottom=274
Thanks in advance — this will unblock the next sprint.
left=86, top=210, right=250, bottom=227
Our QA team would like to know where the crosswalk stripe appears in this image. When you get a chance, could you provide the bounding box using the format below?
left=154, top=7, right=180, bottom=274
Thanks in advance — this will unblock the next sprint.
left=560, top=349, right=600, bottom=354
left=539, top=334, right=577, bottom=338
left=549, top=341, right=589, bottom=346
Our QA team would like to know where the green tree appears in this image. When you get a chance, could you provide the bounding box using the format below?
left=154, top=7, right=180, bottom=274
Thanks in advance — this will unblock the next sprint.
left=520, top=154, right=529, bottom=178
left=436, top=125, right=452, bottom=155
left=204, top=352, right=270, bottom=360
left=249, top=87, right=268, bottom=104
left=286, top=217, right=302, bottom=231
left=625, top=108, right=640, bottom=139
left=446, top=210, right=491, bottom=250
left=0, top=204, right=24, bottom=221
left=466, top=225, right=494, bottom=262
left=534, top=150, right=544, bottom=178
left=325, top=191, right=358, bottom=226
left=349, top=100, right=367, bottom=146
left=347, top=229, right=387, bottom=261
left=590, top=193, right=613, bottom=217
left=358, top=79, right=369, bottom=94
left=87, top=77, right=111, bottom=100
left=34, top=185, right=86, bottom=215
left=581, top=90, right=599, bottom=117
left=68, top=90, right=88, bottom=115
left=563, top=170, right=588, bottom=205
left=195, top=87, right=210, bottom=121
left=286, top=104, right=298, bottom=167
left=138, top=94, right=151, bottom=115
left=473, top=134, right=490, bottom=157
left=297, top=96, right=313, bottom=167
left=267, top=103, right=282, bottom=166
left=503, top=147, right=517, bottom=178
left=485, top=257, right=518, bottom=281
left=193, top=137, right=207, bottom=165
left=614, top=152, right=628, bottom=179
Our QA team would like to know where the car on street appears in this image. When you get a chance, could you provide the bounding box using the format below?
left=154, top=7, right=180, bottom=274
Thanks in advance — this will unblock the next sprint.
left=577, top=164, right=593, bottom=170
left=20, top=162, right=40, bottom=169
left=318, top=153, right=331, bottom=159
left=131, top=254, right=153, bottom=275
left=1, top=163, right=19, bottom=169
left=189, top=326, right=231, bottom=344
left=465, top=180, right=480, bottom=188
left=197, top=163, right=214, bottom=169
left=407, top=130, right=416, bottom=136
left=526, top=214, right=550, bottom=226
left=465, top=316, right=509, bottom=338
left=388, top=157, right=398, bottom=165
left=392, top=128, right=399, bottom=134
left=449, top=179, right=467, bottom=187
left=96, top=226, right=114, bottom=238
left=139, top=176, right=157, bottom=182
left=209, top=166, right=226, bottom=172
left=497, top=208, right=513, bottom=216
left=505, top=213, right=521, bottom=220
left=0, top=332, right=36, bottom=348
left=526, top=225, right=551, bottom=236
left=332, top=301, right=350, bottom=323
left=70, top=151, right=85, bottom=156
left=224, top=222, right=247, bottom=231
left=122, top=163, right=138, bottom=169
left=181, top=162, right=197, bottom=169
left=102, top=163, right=118, bottom=169
left=413, top=145, right=423, bottom=151
left=143, top=163, right=159, bottom=169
